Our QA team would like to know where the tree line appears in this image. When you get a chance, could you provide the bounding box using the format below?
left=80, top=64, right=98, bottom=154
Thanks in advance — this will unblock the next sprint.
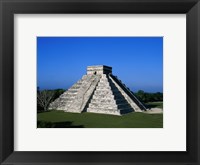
left=133, top=90, right=163, bottom=103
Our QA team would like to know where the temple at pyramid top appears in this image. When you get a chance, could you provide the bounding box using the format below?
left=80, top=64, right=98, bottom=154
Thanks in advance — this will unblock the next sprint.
left=49, top=65, right=147, bottom=116
left=87, top=65, right=112, bottom=75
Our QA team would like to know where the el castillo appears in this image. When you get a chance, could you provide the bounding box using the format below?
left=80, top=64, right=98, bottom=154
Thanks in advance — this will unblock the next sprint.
left=49, top=65, right=148, bottom=116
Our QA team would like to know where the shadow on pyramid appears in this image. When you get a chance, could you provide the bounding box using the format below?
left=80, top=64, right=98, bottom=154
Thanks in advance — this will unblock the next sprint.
left=49, top=65, right=147, bottom=116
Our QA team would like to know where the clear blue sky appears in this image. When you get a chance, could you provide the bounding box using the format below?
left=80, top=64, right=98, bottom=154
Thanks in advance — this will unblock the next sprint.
left=37, top=37, right=163, bottom=92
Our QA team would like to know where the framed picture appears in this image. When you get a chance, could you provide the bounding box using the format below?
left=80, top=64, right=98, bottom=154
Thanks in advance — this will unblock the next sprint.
left=36, top=36, right=164, bottom=128
left=0, top=0, right=200, bottom=164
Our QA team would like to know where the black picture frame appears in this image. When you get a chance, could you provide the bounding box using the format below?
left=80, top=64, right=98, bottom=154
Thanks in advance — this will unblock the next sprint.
left=0, top=0, right=200, bottom=164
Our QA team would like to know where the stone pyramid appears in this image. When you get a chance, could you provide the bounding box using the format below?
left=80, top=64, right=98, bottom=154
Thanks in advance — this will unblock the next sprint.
left=49, top=65, right=147, bottom=115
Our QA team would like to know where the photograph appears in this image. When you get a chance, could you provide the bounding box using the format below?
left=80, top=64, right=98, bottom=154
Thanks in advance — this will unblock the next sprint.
left=37, top=37, right=163, bottom=128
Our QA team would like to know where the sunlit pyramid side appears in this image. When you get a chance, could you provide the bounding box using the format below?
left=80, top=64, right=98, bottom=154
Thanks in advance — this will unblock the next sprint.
left=49, top=65, right=147, bottom=115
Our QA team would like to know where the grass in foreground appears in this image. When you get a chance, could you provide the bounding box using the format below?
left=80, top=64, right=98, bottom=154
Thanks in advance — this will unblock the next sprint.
left=37, top=110, right=163, bottom=128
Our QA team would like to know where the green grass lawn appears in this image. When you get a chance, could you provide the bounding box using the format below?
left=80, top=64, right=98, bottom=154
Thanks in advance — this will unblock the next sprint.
left=37, top=110, right=163, bottom=128
left=145, top=102, right=163, bottom=109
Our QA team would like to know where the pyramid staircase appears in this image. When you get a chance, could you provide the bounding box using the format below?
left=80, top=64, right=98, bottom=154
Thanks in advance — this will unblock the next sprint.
left=49, top=74, right=101, bottom=112
left=87, top=74, right=135, bottom=115
left=49, top=65, right=147, bottom=115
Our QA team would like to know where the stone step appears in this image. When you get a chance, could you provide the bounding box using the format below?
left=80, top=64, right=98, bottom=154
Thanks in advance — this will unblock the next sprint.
left=71, top=85, right=81, bottom=89
left=95, top=87, right=112, bottom=91
left=60, top=98, right=73, bottom=102
left=87, top=107, right=121, bottom=116
left=113, top=94, right=126, bottom=100
left=87, top=107, right=133, bottom=115
left=56, top=106, right=67, bottom=110
left=95, top=87, right=118, bottom=92
left=111, top=90, right=121, bottom=95
left=99, top=79, right=109, bottom=83
left=62, top=95, right=76, bottom=99
left=97, top=83, right=110, bottom=87
left=68, top=88, right=79, bottom=91
left=94, top=90, right=113, bottom=95
left=56, top=102, right=72, bottom=106
left=89, top=102, right=131, bottom=109
left=117, top=103, right=132, bottom=109
left=65, top=92, right=77, bottom=95
left=67, top=90, right=78, bottom=93
left=90, top=98, right=116, bottom=104
left=89, top=102, right=116, bottom=109
left=119, top=108, right=134, bottom=114
left=57, top=100, right=73, bottom=105
left=57, top=103, right=67, bottom=107
left=109, top=84, right=118, bottom=90
left=98, top=77, right=109, bottom=80
left=64, top=104, right=72, bottom=107
left=98, top=77, right=109, bottom=81
left=115, top=98, right=128, bottom=104
left=60, top=97, right=77, bottom=101
left=60, top=95, right=76, bottom=100
left=93, top=90, right=121, bottom=96
left=101, top=74, right=107, bottom=77
left=49, top=102, right=67, bottom=109
left=96, top=86, right=111, bottom=91
left=90, top=98, right=128, bottom=105
left=92, top=94, right=115, bottom=100
left=61, top=92, right=73, bottom=96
